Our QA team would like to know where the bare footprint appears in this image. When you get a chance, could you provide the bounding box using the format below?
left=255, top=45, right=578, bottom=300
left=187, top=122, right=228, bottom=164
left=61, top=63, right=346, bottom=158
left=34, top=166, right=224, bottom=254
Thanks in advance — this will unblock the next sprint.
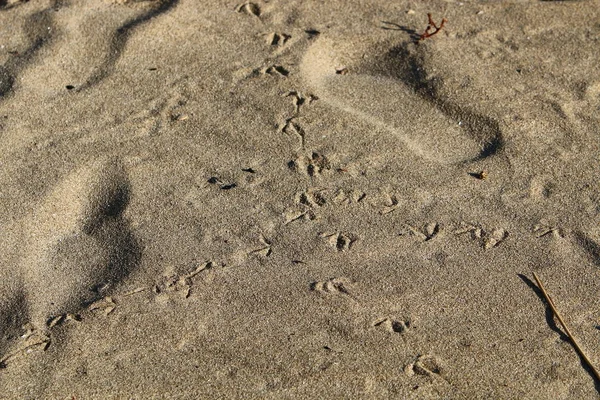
left=301, top=37, right=501, bottom=165
left=21, top=157, right=138, bottom=328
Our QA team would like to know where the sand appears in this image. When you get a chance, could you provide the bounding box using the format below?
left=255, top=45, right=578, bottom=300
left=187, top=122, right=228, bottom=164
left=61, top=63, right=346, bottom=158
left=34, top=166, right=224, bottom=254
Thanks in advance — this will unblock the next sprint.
left=0, top=0, right=599, bottom=398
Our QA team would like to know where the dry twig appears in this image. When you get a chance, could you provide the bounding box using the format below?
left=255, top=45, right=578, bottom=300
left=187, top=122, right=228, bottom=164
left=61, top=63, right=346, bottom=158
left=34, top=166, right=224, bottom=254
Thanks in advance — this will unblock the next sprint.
left=533, top=272, right=600, bottom=382
left=419, top=13, right=447, bottom=41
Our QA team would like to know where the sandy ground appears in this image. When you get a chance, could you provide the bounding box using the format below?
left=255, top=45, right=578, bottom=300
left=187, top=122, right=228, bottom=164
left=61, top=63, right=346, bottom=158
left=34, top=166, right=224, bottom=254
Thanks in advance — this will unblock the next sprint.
left=0, top=0, right=599, bottom=398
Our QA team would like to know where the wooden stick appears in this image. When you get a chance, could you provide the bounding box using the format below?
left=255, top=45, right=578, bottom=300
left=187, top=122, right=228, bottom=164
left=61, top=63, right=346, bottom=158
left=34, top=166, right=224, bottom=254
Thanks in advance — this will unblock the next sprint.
left=419, top=13, right=447, bottom=41
left=533, top=272, right=600, bottom=381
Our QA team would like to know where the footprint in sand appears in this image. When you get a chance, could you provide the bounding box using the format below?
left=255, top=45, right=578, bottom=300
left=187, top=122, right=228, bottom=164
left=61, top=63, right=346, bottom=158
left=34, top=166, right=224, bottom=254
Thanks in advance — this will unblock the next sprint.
left=16, top=0, right=177, bottom=93
left=20, top=157, right=138, bottom=329
left=300, top=37, right=502, bottom=165
left=405, top=354, right=446, bottom=379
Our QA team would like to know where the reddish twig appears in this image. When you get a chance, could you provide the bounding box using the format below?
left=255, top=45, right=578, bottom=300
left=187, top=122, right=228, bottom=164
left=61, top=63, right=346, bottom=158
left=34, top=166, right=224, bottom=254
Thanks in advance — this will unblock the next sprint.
left=419, top=13, right=447, bottom=41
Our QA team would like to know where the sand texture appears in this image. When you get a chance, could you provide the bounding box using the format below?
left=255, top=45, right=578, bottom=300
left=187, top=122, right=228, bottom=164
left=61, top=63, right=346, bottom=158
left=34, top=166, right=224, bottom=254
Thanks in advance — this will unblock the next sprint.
left=1, top=0, right=600, bottom=398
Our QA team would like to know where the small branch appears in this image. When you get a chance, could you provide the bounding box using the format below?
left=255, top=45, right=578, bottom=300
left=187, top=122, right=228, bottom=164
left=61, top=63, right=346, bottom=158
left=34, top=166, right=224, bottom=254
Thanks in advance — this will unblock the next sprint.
left=533, top=272, right=600, bottom=382
left=419, top=13, right=447, bottom=41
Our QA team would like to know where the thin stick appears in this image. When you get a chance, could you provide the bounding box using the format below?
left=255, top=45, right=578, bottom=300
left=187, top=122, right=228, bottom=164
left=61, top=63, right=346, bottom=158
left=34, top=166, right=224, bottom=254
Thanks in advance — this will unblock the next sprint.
left=419, top=13, right=447, bottom=41
left=533, top=272, right=600, bottom=381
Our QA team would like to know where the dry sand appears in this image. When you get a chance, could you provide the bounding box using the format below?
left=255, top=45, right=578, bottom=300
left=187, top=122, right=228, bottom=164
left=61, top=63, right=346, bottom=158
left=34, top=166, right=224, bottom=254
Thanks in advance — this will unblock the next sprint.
left=0, top=0, right=599, bottom=398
